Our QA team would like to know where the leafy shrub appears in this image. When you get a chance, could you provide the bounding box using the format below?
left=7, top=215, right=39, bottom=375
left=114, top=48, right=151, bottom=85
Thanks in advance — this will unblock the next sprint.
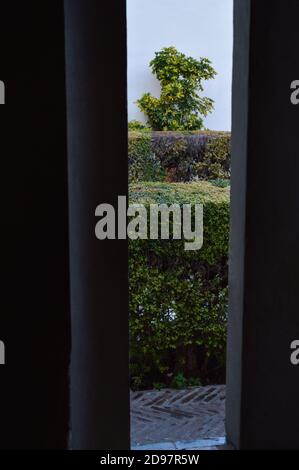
left=210, top=179, right=230, bottom=188
left=129, top=181, right=230, bottom=390
left=194, top=134, right=231, bottom=179
left=171, top=373, right=187, bottom=390
left=128, top=131, right=231, bottom=183
left=137, top=47, right=216, bottom=131
left=128, top=120, right=151, bottom=132
left=128, top=131, right=164, bottom=183
left=150, top=132, right=189, bottom=181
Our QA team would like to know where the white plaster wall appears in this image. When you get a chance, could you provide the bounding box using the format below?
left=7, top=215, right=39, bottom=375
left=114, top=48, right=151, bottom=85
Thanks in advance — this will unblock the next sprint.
left=127, top=0, right=233, bottom=131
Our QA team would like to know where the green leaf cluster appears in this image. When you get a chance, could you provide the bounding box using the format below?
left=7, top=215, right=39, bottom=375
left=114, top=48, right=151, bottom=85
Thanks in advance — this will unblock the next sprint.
left=137, top=47, right=216, bottom=131
left=128, top=131, right=164, bottom=183
left=128, top=131, right=230, bottom=183
left=129, top=181, right=230, bottom=389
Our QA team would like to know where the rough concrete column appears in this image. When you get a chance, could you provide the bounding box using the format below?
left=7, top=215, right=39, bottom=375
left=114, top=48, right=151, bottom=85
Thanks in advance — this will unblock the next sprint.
left=227, top=0, right=299, bottom=449
left=64, top=1, right=130, bottom=450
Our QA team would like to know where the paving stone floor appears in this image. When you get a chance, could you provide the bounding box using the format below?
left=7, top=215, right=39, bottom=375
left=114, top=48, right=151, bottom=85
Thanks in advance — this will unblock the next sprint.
left=131, top=385, right=226, bottom=449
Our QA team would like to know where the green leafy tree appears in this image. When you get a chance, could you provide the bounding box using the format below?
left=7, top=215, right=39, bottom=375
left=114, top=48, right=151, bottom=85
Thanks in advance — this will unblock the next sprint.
left=137, top=47, right=217, bottom=131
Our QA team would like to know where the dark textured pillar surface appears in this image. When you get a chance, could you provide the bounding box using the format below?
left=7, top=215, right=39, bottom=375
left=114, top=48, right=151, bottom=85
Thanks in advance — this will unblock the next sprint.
left=64, top=1, right=130, bottom=450
left=0, top=2, right=70, bottom=449
left=227, top=0, right=299, bottom=449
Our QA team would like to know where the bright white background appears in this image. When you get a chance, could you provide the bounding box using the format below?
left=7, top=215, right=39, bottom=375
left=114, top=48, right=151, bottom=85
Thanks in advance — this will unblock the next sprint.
left=127, top=0, right=233, bottom=131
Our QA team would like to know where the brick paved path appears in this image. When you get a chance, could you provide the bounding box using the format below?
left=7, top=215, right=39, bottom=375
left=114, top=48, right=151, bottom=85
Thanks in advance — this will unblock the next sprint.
left=131, top=385, right=225, bottom=447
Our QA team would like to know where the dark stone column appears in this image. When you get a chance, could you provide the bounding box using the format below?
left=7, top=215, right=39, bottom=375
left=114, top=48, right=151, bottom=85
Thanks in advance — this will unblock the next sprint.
left=227, top=0, right=299, bottom=449
left=64, top=1, right=130, bottom=450
left=0, top=2, right=70, bottom=449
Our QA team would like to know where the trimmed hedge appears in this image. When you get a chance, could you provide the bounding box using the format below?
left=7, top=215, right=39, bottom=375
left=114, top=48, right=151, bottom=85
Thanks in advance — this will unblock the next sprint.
left=128, top=131, right=231, bottom=183
left=128, top=131, right=164, bottom=183
left=129, top=181, right=230, bottom=390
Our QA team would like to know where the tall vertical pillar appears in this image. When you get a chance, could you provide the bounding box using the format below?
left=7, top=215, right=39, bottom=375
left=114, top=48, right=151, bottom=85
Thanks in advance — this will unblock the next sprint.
left=227, top=0, right=299, bottom=449
left=64, top=1, right=130, bottom=449
left=0, top=2, right=70, bottom=449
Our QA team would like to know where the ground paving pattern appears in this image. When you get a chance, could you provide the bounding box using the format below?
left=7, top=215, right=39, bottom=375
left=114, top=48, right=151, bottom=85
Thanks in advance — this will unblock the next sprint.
left=131, top=385, right=226, bottom=448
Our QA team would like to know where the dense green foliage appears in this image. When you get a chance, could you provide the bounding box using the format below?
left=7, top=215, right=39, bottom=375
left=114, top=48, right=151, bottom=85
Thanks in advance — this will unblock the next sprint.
left=194, top=134, right=231, bottom=180
left=129, top=48, right=229, bottom=390
left=137, top=47, right=216, bottom=131
left=129, top=181, right=230, bottom=390
left=128, top=120, right=151, bottom=132
left=128, top=131, right=231, bottom=183
left=128, top=131, right=164, bottom=183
